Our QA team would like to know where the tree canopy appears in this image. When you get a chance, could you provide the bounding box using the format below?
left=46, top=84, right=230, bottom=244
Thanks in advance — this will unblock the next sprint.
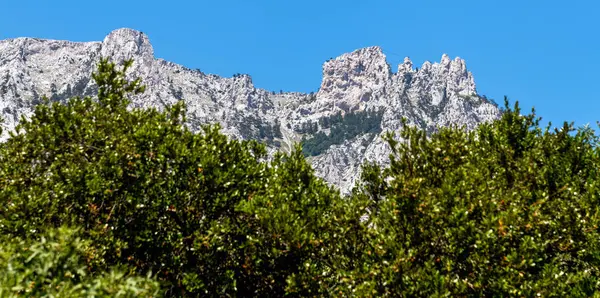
left=0, top=59, right=599, bottom=297
left=352, top=101, right=600, bottom=296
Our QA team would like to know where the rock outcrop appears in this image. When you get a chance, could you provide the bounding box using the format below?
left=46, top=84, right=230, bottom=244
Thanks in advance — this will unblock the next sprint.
left=0, top=28, right=501, bottom=193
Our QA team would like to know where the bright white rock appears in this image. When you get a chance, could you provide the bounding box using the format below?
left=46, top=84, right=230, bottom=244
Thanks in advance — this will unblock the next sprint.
left=0, top=28, right=501, bottom=193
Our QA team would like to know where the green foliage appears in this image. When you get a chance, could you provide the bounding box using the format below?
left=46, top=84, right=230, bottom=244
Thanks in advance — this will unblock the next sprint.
left=237, top=114, right=282, bottom=147
left=2, top=58, right=600, bottom=297
left=295, top=121, right=319, bottom=134
left=0, top=227, right=160, bottom=297
left=302, top=109, right=383, bottom=156
left=352, top=98, right=600, bottom=296
left=0, top=59, right=348, bottom=296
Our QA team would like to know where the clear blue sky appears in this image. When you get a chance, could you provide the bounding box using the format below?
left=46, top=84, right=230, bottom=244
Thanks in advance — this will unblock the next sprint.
left=1, top=0, right=599, bottom=127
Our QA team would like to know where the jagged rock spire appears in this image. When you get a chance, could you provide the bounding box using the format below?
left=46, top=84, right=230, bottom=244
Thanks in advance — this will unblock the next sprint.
left=101, top=28, right=154, bottom=68
left=0, top=29, right=500, bottom=194
left=398, top=57, right=413, bottom=73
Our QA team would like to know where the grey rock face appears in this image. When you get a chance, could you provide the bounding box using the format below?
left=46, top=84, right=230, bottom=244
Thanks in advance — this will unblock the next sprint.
left=0, top=28, right=501, bottom=193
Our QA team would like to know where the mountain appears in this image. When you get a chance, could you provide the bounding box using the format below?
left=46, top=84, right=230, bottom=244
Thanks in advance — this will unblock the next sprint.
left=0, top=28, right=501, bottom=193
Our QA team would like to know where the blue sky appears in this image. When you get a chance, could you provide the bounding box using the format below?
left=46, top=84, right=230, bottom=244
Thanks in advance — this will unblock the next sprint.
left=1, top=0, right=599, bottom=127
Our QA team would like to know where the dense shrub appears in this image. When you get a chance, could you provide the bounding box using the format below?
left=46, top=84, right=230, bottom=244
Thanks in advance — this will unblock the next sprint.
left=0, top=227, right=160, bottom=297
left=352, top=100, right=600, bottom=296
left=1, top=59, right=599, bottom=297
left=0, top=59, right=357, bottom=296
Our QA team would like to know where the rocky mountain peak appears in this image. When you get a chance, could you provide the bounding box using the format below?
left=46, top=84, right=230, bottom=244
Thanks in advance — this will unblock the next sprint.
left=0, top=29, right=501, bottom=194
left=449, top=56, right=468, bottom=75
left=398, top=57, right=414, bottom=73
left=101, top=28, right=153, bottom=67
left=314, top=46, right=392, bottom=113
left=433, top=54, right=468, bottom=76
left=321, top=46, right=391, bottom=84
left=440, top=53, right=451, bottom=66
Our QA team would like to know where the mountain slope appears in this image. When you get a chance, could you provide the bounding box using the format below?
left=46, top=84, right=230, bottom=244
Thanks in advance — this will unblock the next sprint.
left=0, top=28, right=501, bottom=193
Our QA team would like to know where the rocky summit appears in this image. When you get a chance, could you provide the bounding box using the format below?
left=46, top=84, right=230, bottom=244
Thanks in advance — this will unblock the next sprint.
left=0, top=28, right=501, bottom=193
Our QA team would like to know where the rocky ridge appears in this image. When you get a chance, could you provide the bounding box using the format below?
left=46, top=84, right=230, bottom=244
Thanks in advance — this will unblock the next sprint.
left=0, top=28, right=501, bottom=193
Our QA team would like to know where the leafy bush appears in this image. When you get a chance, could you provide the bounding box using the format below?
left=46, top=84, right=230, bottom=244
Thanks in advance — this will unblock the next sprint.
left=1, top=58, right=600, bottom=297
left=0, top=59, right=353, bottom=296
left=352, top=99, right=600, bottom=296
left=0, top=227, right=160, bottom=297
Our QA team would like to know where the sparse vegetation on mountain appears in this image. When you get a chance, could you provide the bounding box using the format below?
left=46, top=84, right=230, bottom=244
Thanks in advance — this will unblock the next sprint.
left=301, top=109, right=383, bottom=156
left=1, top=60, right=599, bottom=297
